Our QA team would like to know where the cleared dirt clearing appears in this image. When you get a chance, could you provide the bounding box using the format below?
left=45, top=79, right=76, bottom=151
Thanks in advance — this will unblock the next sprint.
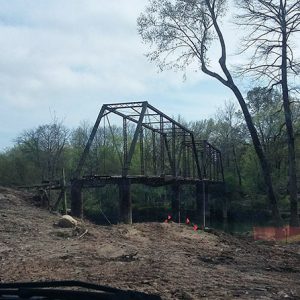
left=0, top=187, right=299, bottom=299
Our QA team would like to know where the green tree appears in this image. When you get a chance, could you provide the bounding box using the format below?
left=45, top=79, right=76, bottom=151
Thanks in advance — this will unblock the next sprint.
left=236, top=0, right=300, bottom=226
left=138, top=0, right=282, bottom=224
left=214, top=101, right=246, bottom=187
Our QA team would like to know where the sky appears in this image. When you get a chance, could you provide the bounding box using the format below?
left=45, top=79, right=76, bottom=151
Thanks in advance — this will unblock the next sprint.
left=0, top=0, right=290, bottom=151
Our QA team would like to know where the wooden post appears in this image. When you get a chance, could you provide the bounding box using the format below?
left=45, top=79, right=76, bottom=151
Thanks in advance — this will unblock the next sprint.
left=119, top=178, right=132, bottom=224
left=71, top=180, right=83, bottom=218
left=62, top=168, right=67, bottom=215
left=48, top=186, right=51, bottom=210
left=41, top=189, right=49, bottom=209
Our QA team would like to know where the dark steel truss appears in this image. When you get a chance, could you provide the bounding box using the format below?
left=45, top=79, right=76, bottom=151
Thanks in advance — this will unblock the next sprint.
left=73, top=101, right=224, bottom=183
left=184, top=140, right=224, bottom=182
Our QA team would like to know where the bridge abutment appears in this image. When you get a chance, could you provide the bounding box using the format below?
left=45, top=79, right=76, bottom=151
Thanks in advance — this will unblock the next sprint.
left=222, top=195, right=229, bottom=231
left=119, top=178, right=132, bottom=224
left=71, top=180, right=83, bottom=218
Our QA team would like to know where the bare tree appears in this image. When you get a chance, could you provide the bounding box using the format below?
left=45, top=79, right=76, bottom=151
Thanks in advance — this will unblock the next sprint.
left=236, top=0, right=300, bottom=226
left=215, top=101, right=245, bottom=187
left=138, top=0, right=283, bottom=224
left=17, top=118, right=69, bottom=181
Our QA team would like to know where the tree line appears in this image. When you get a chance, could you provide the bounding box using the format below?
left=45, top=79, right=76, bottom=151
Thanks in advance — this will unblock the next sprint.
left=0, top=86, right=299, bottom=225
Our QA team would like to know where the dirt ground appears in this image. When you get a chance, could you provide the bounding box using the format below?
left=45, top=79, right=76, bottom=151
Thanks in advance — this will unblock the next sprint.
left=0, top=187, right=299, bottom=299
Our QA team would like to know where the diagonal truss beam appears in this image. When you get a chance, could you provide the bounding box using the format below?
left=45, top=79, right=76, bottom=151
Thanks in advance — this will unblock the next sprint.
left=73, top=106, right=106, bottom=179
left=122, top=102, right=147, bottom=176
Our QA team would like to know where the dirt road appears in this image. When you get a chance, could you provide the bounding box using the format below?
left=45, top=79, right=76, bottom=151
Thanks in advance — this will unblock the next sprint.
left=0, top=187, right=299, bottom=299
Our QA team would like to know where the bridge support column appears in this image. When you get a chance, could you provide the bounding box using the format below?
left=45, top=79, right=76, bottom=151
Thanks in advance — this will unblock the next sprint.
left=71, top=180, right=83, bottom=218
left=222, top=195, right=229, bottom=231
left=196, top=181, right=209, bottom=227
left=119, top=178, right=132, bottom=224
left=171, top=183, right=180, bottom=222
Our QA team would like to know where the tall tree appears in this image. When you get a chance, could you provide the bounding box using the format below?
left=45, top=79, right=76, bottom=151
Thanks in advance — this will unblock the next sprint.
left=236, top=0, right=300, bottom=226
left=17, top=119, right=69, bottom=181
left=247, top=87, right=284, bottom=153
left=247, top=87, right=288, bottom=194
left=138, top=0, right=282, bottom=224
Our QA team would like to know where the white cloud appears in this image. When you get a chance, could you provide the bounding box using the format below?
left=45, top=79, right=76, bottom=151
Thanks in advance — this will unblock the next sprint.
left=0, top=0, right=273, bottom=151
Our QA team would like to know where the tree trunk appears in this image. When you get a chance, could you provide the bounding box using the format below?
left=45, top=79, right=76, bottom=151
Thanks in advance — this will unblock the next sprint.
left=203, top=0, right=282, bottom=225
left=281, top=28, right=299, bottom=226
left=229, top=82, right=283, bottom=225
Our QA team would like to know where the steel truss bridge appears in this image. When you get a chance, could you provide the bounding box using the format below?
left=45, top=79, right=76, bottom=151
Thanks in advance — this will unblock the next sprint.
left=71, top=101, right=225, bottom=224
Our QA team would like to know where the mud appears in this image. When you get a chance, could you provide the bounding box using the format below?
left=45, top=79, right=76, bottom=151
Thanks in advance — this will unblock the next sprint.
left=0, top=187, right=299, bottom=299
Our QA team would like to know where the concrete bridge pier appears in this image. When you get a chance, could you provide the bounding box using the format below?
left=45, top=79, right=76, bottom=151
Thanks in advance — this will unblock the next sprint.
left=71, top=180, right=83, bottom=218
left=119, top=178, right=132, bottom=224
left=171, top=183, right=180, bottom=222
